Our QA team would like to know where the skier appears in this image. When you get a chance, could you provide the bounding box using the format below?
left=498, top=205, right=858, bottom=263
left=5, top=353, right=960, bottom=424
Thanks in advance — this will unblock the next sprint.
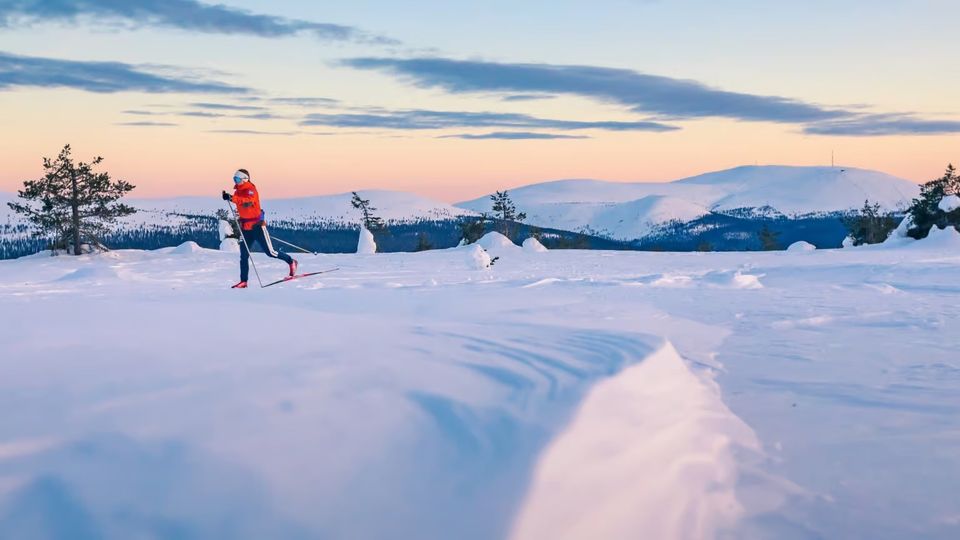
left=222, top=169, right=297, bottom=288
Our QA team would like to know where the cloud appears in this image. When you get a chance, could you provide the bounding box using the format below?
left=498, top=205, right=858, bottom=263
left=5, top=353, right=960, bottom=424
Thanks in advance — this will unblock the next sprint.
left=269, top=97, right=340, bottom=107
left=116, top=121, right=178, bottom=127
left=803, top=115, right=960, bottom=136
left=238, top=112, right=287, bottom=121
left=0, top=50, right=248, bottom=94
left=501, top=94, right=556, bottom=102
left=190, top=102, right=266, bottom=111
left=208, top=129, right=299, bottom=136
left=299, top=109, right=676, bottom=132
left=439, top=132, right=588, bottom=140
left=341, top=57, right=850, bottom=123
left=179, top=111, right=226, bottom=118
left=0, top=0, right=396, bottom=44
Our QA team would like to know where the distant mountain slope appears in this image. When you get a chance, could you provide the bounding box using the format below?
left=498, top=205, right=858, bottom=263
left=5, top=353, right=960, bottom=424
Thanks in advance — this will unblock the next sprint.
left=456, top=166, right=920, bottom=241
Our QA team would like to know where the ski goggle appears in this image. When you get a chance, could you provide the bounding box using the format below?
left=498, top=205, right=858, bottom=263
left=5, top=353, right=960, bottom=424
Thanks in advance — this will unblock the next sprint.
left=233, top=174, right=246, bottom=184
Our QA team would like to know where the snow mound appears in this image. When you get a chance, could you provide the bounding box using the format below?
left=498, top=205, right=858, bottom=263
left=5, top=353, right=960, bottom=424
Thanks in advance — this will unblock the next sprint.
left=464, top=244, right=492, bottom=269
left=510, top=341, right=760, bottom=540
left=219, top=238, right=240, bottom=253
left=787, top=241, right=816, bottom=252
left=477, top=232, right=520, bottom=253
left=172, top=241, right=204, bottom=255
left=910, top=225, right=960, bottom=249
left=357, top=227, right=376, bottom=254
left=885, top=214, right=915, bottom=245
left=939, top=195, right=960, bottom=213
left=842, top=236, right=856, bottom=248
left=522, top=237, right=548, bottom=253
left=56, top=266, right=123, bottom=282
left=703, top=270, right=764, bottom=289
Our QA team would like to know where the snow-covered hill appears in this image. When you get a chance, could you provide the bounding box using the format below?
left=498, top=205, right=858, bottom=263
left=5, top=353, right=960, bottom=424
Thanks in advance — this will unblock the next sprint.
left=457, top=166, right=921, bottom=240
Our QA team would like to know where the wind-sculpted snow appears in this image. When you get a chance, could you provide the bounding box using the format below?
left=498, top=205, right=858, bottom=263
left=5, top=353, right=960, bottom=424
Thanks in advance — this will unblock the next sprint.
left=0, top=236, right=958, bottom=539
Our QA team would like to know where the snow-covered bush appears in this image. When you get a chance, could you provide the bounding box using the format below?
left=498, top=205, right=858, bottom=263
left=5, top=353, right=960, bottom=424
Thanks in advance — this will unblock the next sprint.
left=465, top=244, right=492, bottom=269
left=220, top=238, right=240, bottom=252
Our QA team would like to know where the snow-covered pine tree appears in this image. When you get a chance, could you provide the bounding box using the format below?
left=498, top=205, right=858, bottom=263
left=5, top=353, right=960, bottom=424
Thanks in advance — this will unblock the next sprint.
left=214, top=208, right=241, bottom=240
left=907, top=164, right=960, bottom=239
left=350, top=192, right=385, bottom=231
left=7, top=144, right=136, bottom=255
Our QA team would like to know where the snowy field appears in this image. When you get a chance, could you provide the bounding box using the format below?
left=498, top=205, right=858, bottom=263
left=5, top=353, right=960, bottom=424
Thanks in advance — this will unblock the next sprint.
left=1, top=232, right=959, bottom=539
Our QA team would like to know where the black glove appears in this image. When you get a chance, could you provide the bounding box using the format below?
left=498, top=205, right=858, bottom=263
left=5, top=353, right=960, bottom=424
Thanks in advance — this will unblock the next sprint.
left=222, top=191, right=231, bottom=202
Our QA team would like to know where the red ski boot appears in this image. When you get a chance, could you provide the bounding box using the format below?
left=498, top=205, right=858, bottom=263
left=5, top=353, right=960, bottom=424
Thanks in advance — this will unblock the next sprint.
left=288, top=259, right=298, bottom=277
left=231, top=281, right=248, bottom=289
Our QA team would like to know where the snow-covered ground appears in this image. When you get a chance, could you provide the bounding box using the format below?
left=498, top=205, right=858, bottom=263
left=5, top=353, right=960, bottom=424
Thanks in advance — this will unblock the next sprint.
left=1, top=231, right=959, bottom=539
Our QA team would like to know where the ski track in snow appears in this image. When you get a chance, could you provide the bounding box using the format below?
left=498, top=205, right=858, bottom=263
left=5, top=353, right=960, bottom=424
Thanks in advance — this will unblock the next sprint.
left=0, top=237, right=959, bottom=539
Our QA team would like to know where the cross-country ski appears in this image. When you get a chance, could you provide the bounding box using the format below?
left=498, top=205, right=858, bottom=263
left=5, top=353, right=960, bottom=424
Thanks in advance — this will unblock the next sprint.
left=262, top=268, right=341, bottom=288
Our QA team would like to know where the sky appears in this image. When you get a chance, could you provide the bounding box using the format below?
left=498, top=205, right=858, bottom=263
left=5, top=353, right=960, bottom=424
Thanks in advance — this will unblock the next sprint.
left=1, top=0, right=958, bottom=201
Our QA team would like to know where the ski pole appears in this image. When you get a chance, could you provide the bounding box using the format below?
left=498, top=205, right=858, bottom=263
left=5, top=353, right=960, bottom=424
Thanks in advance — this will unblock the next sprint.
left=226, top=202, right=264, bottom=288
left=267, top=235, right=321, bottom=256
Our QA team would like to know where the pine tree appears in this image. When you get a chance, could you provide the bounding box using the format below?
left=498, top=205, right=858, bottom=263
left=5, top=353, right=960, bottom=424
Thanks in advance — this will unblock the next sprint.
left=414, top=232, right=433, bottom=252
left=8, top=144, right=135, bottom=255
left=844, top=200, right=898, bottom=245
left=906, top=164, right=957, bottom=239
left=490, top=190, right=526, bottom=238
left=459, top=214, right=488, bottom=245
left=350, top=192, right=386, bottom=231
left=758, top=225, right=781, bottom=251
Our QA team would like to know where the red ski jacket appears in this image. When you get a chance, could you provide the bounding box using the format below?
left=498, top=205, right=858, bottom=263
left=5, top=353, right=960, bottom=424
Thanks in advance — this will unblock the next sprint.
left=231, top=181, right=264, bottom=230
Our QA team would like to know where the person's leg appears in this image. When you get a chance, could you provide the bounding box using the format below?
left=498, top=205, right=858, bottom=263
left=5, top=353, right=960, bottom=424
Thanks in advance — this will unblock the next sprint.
left=259, top=225, right=294, bottom=264
left=239, top=228, right=252, bottom=282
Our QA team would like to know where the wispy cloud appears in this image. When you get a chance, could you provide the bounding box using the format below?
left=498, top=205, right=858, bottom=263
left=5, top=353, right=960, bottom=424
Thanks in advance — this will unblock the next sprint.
left=342, top=57, right=960, bottom=137
left=190, top=102, right=266, bottom=111
left=116, top=121, right=178, bottom=127
left=803, top=114, right=960, bottom=136
left=342, top=57, right=849, bottom=124
left=0, top=51, right=248, bottom=94
left=439, top=132, right=588, bottom=140
left=300, top=109, right=676, bottom=132
left=269, top=97, right=340, bottom=107
left=501, top=94, right=556, bottom=102
left=208, top=129, right=299, bottom=136
left=0, top=0, right=396, bottom=44
left=179, top=111, right=226, bottom=118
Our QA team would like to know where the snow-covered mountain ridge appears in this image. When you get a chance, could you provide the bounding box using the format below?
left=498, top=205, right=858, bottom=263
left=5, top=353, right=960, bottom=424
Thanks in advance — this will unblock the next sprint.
left=457, top=166, right=920, bottom=241
left=1, top=166, right=922, bottom=254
